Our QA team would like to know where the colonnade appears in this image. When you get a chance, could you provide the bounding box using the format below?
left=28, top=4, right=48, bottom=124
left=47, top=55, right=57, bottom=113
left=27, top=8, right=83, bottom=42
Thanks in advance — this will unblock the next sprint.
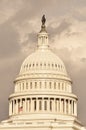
left=15, top=81, right=71, bottom=93
left=9, top=97, right=77, bottom=117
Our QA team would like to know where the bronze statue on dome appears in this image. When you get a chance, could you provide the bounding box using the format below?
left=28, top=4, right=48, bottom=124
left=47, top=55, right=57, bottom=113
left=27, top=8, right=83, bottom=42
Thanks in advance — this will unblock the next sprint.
left=41, top=15, right=46, bottom=26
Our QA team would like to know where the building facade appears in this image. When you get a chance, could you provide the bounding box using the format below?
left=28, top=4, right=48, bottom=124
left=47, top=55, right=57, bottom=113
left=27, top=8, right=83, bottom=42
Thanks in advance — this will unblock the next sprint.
left=0, top=16, right=85, bottom=130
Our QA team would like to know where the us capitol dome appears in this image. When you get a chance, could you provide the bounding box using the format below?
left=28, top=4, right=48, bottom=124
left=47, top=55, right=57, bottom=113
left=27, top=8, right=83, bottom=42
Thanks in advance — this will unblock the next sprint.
left=0, top=15, right=85, bottom=130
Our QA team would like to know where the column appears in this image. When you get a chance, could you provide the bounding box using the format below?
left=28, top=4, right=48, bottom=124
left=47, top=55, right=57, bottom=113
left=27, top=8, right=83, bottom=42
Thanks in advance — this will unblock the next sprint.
left=14, top=100, right=16, bottom=115
left=56, top=99, right=59, bottom=113
left=22, top=98, right=25, bottom=113
left=9, top=100, right=12, bottom=116
left=71, top=100, right=73, bottom=115
left=63, top=99, right=64, bottom=113
left=53, top=98, right=55, bottom=112
left=68, top=99, right=70, bottom=115
left=42, top=98, right=44, bottom=112
left=26, top=99, right=28, bottom=112
left=47, top=98, right=50, bottom=112
left=24, top=98, right=26, bottom=113
left=74, top=101, right=77, bottom=116
left=55, top=99, right=57, bottom=112
left=59, top=98, right=62, bottom=113
left=28, top=98, right=30, bottom=112
left=61, top=99, right=64, bottom=113
left=9, top=100, right=10, bottom=116
left=64, top=99, right=66, bottom=114
left=16, top=99, right=18, bottom=114
left=13, top=100, right=15, bottom=115
left=36, top=98, right=39, bottom=112
left=20, top=99, right=22, bottom=114
left=31, top=98, right=34, bottom=112
left=57, top=98, right=60, bottom=113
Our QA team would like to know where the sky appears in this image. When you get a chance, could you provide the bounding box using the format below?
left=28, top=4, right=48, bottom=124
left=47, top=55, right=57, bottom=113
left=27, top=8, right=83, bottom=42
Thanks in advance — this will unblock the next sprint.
left=0, top=0, right=86, bottom=126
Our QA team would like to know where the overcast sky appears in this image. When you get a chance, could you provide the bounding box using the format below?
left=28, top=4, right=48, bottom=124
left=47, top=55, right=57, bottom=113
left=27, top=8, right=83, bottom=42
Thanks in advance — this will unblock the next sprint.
left=0, top=0, right=86, bottom=126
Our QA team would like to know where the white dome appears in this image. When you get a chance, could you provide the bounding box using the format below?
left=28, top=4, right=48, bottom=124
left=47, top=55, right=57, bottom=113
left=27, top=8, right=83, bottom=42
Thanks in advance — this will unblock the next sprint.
left=20, top=48, right=67, bottom=76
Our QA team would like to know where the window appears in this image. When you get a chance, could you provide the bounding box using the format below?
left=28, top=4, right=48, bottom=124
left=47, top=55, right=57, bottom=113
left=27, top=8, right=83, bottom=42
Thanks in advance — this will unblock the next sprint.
left=49, top=82, right=51, bottom=89
left=22, top=83, right=24, bottom=90
left=52, top=64, right=54, bottom=67
left=44, top=63, right=46, bottom=66
left=45, top=82, right=47, bottom=88
left=29, top=64, right=31, bottom=67
left=26, top=82, right=28, bottom=89
left=55, top=64, right=57, bottom=67
left=40, top=82, right=41, bottom=88
left=35, top=82, right=37, bottom=88
left=54, top=82, right=56, bottom=89
left=58, top=64, right=60, bottom=68
left=48, top=63, right=50, bottom=67
left=58, top=83, right=60, bottom=89
left=30, top=82, right=32, bottom=89
left=36, top=63, right=38, bottom=66
left=20, top=83, right=21, bottom=91
left=40, top=63, right=42, bottom=66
